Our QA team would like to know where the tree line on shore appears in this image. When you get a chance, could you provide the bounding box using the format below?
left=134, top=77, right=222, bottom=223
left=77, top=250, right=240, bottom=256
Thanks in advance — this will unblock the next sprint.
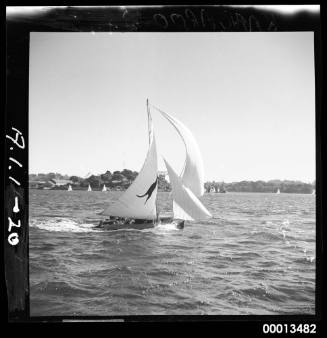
left=204, top=180, right=315, bottom=194
left=29, top=171, right=315, bottom=194
left=29, top=170, right=171, bottom=191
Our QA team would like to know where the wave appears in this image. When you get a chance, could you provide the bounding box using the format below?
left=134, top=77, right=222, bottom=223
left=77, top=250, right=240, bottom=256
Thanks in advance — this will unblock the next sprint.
left=240, top=285, right=284, bottom=302
left=294, top=256, right=316, bottom=264
left=31, top=280, right=95, bottom=297
left=248, top=231, right=282, bottom=242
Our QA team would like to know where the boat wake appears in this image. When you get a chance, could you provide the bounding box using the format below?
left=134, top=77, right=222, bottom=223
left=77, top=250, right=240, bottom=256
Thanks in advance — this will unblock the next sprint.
left=30, top=217, right=99, bottom=233
left=155, top=222, right=181, bottom=231
left=30, top=217, right=185, bottom=234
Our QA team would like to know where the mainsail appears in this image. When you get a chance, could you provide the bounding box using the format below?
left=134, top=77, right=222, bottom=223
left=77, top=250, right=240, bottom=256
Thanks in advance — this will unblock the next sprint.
left=102, top=184, right=107, bottom=192
left=153, top=106, right=205, bottom=197
left=164, top=159, right=211, bottom=221
left=102, top=113, right=158, bottom=220
left=88, top=184, right=92, bottom=191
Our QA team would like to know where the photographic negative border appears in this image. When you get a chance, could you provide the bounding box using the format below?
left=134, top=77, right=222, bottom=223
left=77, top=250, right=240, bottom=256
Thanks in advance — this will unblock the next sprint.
left=5, top=4, right=324, bottom=329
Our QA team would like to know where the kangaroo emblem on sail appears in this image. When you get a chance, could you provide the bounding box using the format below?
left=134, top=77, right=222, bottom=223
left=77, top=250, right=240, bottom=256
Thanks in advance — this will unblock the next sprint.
left=137, top=177, right=158, bottom=204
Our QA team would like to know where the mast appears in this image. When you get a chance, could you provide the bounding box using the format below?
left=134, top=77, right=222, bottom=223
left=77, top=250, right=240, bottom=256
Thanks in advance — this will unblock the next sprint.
left=147, top=98, right=151, bottom=146
left=147, top=99, right=159, bottom=222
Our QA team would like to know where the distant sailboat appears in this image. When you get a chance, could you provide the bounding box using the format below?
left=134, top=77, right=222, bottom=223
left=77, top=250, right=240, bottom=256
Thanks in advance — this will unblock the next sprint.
left=68, top=184, right=72, bottom=191
left=88, top=184, right=92, bottom=192
left=312, top=189, right=315, bottom=195
left=98, top=100, right=211, bottom=230
left=276, top=188, right=280, bottom=194
left=102, top=184, right=107, bottom=192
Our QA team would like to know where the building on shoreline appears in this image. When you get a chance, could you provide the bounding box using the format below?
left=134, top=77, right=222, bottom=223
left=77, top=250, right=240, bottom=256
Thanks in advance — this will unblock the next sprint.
left=50, top=179, right=73, bottom=187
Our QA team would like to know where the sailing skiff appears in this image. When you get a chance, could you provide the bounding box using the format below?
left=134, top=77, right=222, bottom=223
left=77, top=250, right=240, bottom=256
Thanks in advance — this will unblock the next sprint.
left=97, top=100, right=212, bottom=230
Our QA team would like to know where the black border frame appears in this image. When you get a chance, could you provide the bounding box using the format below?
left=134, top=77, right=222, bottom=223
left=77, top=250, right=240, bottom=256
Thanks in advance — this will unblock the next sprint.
left=4, top=4, right=325, bottom=331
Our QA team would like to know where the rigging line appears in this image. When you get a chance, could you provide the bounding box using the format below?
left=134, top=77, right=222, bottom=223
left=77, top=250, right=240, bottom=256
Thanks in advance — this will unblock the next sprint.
left=180, top=157, right=187, bottom=178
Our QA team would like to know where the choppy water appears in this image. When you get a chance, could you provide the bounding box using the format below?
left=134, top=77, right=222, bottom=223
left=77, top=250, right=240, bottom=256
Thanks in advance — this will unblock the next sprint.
left=29, top=190, right=315, bottom=316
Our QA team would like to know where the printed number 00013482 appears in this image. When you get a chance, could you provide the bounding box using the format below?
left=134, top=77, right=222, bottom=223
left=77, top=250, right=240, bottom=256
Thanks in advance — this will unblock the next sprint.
left=263, top=324, right=316, bottom=334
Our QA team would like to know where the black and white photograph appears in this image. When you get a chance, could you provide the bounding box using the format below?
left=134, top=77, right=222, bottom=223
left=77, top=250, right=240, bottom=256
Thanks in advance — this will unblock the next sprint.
left=5, top=4, right=322, bottom=324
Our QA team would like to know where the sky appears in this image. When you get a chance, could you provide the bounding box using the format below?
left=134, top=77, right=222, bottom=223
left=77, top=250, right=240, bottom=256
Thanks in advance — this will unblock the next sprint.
left=29, top=32, right=315, bottom=182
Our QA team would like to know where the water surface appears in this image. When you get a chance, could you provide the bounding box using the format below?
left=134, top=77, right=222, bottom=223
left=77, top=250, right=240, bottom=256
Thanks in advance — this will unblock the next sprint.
left=29, top=190, right=315, bottom=316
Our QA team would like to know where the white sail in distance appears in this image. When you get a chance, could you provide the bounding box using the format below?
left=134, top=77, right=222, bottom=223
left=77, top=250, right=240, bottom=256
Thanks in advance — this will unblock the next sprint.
left=88, top=184, right=92, bottom=191
left=164, top=159, right=212, bottom=221
left=102, top=113, right=158, bottom=220
left=102, top=184, right=107, bottom=192
left=153, top=106, right=205, bottom=197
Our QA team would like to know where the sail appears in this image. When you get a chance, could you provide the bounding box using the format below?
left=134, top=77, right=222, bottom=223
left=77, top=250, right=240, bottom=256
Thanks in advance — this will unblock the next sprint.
left=164, top=159, right=211, bottom=221
left=102, top=128, right=158, bottom=220
left=88, top=184, right=92, bottom=191
left=68, top=184, right=72, bottom=191
left=156, top=108, right=205, bottom=197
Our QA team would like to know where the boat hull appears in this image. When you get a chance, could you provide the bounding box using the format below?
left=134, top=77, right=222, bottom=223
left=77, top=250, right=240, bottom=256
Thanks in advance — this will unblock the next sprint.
left=95, top=217, right=184, bottom=230
left=97, top=222, right=155, bottom=231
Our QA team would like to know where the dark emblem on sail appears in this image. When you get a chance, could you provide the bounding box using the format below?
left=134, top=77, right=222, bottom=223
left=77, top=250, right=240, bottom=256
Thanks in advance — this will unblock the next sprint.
left=137, top=177, right=158, bottom=204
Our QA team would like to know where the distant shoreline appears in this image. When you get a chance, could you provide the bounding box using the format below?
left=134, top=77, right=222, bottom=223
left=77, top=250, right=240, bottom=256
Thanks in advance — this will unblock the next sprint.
left=29, top=171, right=315, bottom=194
